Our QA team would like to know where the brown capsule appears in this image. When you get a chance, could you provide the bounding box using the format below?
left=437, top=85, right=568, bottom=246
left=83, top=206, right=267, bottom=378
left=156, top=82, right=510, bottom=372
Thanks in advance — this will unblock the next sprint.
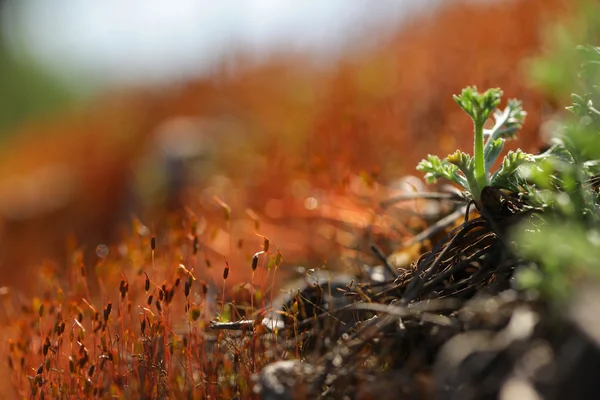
left=223, top=262, right=230, bottom=280
left=78, top=351, right=89, bottom=368
left=144, top=273, right=150, bottom=292
left=151, top=236, right=156, bottom=251
left=103, top=303, right=112, bottom=322
left=119, top=280, right=128, bottom=299
left=158, top=289, right=164, bottom=302
left=147, top=295, right=153, bottom=306
left=251, top=254, right=259, bottom=271
left=38, top=304, right=44, bottom=318
left=263, top=238, right=270, bottom=253
left=175, top=277, right=181, bottom=287
left=167, top=288, right=176, bottom=304
left=155, top=300, right=162, bottom=313
left=88, top=364, right=95, bottom=377
left=37, top=364, right=43, bottom=375
left=190, top=308, right=201, bottom=321
left=43, top=337, right=50, bottom=356
left=141, top=319, right=146, bottom=335
left=202, top=281, right=208, bottom=295
left=184, top=280, right=191, bottom=298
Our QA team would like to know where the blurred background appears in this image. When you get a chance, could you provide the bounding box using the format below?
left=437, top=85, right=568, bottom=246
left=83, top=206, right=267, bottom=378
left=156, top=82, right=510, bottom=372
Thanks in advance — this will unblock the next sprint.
left=0, top=0, right=568, bottom=293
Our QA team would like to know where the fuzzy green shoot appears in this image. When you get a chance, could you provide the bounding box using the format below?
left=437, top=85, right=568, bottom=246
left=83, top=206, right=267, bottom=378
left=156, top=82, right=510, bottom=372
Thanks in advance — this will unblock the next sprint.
left=417, top=86, right=527, bottom=202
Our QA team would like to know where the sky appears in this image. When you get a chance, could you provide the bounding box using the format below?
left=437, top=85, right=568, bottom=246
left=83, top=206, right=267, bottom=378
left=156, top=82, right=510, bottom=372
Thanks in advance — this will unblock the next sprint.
left=3, top=0, right=438, bottom=88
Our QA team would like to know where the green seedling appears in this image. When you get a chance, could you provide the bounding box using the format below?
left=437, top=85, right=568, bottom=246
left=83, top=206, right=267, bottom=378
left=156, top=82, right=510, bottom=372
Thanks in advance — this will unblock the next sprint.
left=417, top=86, right=529, bottom=203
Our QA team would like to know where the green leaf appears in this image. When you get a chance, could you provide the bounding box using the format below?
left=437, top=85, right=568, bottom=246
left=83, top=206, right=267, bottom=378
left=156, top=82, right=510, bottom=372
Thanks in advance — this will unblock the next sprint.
left=583, top=159, right=600, bottom=177
left=484, top=137, right=505, bottom=172
left=484, top=100, right=526, bottom=155
left=416, top=155, right=454, bottom=182
left=479, top=88, right=503, bottom=122
left=447, top=150, right=474, bottom=176
left=453, top=90, right=475, bottom=120
left=520, top=157, right=560, bottom=190
left=512, top=220, right=600, bottom=300
left=447, top=150, right=478, bottom=194
left=416, top=154, right=467, bottom=188
left=490, top=149, right=534, bottom=189
left=534, top=142, right=574, bottom=164
left=453, top=86, right=503, bottom=125
left=497, top=99, right=526, bottom=139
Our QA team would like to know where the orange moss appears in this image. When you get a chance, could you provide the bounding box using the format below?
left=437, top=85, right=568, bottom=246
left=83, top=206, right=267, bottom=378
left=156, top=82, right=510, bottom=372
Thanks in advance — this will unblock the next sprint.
left=0, top=0, right=568, bottom=295
left=0, top=0, right=577, bottom=397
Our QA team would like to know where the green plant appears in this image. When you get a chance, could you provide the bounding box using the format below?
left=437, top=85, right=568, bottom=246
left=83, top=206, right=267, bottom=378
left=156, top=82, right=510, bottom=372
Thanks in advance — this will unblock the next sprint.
left=513, top=40, right=600, bottom=301
left=417, top=87, right=529, bottom=203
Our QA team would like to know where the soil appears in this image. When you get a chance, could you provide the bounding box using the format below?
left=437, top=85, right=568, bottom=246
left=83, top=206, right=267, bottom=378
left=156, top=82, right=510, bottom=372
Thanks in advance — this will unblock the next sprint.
left=250, top=188, right=600, bottom=400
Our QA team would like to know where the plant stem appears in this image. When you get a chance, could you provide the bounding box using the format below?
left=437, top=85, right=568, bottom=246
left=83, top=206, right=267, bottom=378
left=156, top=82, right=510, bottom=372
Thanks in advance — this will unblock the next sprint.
left=473, top=119, right=488, bottom=200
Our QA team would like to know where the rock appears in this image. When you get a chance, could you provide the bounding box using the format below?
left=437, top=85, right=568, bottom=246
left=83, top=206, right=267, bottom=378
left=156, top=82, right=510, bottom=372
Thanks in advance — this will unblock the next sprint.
left=252, top=360, right=316, bottom=400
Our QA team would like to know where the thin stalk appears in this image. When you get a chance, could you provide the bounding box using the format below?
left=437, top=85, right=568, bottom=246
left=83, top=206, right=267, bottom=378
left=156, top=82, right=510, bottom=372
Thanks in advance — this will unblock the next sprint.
left=473, top=119, right=488, bottom=200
